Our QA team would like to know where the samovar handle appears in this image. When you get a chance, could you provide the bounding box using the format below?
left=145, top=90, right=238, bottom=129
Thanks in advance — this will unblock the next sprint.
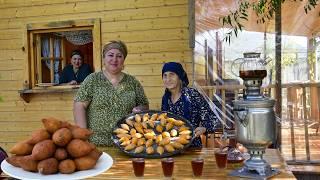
left=233, top=108, right=249, bottom=127
left=259, top=56, right=272, bottom=66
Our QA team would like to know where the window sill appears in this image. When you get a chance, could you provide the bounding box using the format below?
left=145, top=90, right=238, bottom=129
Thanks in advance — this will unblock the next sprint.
left=18, top=85, right=80, bottom=103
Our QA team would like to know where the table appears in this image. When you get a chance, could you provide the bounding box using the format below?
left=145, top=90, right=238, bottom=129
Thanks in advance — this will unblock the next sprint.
left=90, top=147, right=295, bottom=179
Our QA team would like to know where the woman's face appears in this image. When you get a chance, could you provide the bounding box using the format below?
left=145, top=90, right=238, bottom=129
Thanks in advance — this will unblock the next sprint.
left=71, top=54, right=83, bottom=69
left=163, top=71, right=181, bottom=91
left=103, top=49, right=125, bottom=74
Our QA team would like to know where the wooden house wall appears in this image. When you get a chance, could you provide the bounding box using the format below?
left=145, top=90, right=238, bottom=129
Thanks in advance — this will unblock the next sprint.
left=0, top=0, right=192, bottom=151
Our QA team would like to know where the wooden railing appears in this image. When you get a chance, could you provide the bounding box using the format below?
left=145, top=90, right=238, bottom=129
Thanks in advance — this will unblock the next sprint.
left=200, top=82, right=320, bottom=164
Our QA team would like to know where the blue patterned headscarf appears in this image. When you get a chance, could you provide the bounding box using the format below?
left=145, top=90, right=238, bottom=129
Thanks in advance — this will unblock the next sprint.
left=162, top=62, right=189, bottom=87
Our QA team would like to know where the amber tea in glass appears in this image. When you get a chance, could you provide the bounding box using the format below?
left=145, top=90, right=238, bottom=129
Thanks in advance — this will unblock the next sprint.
left=132, top=158, right=145, bottom=177
left=161, top=158, right=174, bottom=177
left=214, top=150, right=228, bottom=169
left=239, top=70, right=267, bottom=80
left=191, top=158, right=204, bottom=177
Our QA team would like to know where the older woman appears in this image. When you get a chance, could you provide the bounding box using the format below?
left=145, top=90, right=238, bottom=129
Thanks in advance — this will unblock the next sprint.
left=74, top=41, right=149, bottom=146
left=59, top=50, right=92, bottom=85
left=161, top=62, right=219, bottom=148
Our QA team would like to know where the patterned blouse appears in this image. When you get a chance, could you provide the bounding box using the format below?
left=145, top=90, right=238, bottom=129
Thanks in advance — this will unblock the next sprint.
left=74, top=71, right=149, bottom=146
left=161, top=87, right=219, bottom=148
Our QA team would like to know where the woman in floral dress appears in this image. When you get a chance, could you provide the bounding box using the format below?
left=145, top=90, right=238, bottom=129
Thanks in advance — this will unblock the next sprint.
left=74, top=40, right=149, bottom=146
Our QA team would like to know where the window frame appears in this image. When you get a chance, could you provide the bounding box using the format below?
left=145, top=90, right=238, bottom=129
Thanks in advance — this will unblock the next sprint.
left=24, top=18, right=101, bottom=89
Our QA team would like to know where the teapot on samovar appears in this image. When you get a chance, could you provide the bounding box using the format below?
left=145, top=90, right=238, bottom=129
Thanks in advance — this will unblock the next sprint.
left=229, top=52, right=279, bottom=179
left=231, top=52, right=271, bottom=99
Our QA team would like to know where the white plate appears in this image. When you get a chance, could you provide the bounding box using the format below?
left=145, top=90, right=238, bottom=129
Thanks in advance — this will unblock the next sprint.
left=1, top=152, right=113, bottom=180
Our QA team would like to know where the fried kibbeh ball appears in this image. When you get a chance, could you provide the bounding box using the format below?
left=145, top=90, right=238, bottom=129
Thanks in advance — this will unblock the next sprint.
left=9, top=141, right=33, bottom=156
left=66, top=139, right=94, bottom=158
left=26, top=129, right=51, bottom=145
left=37, top=157, right=58, bottom=175
left=59, top=159, right=76, bottom=174
left=6, top=155, right=23, bottom=167
left=31, top=140, right=56, bottom=161
left=71, top=127, right=93, bottom=140
left=74, top=155, right=98, bottom=171
left=19, top=155, right=38, bottom=172
left=54, top=148, right=68, bottom=161
left=42, top=117, right=62, bottom=133
left=52, top=128, right=72, bottom=146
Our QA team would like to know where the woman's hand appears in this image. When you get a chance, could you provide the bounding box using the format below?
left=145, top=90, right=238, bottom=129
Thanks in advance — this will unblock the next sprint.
left=68, top=80, right=78, bottom=85
left=132, top=107, right=141, bottom=113
left=194, top=127, right=206, bottom=137
left=132, top=105, right=149, bottom=113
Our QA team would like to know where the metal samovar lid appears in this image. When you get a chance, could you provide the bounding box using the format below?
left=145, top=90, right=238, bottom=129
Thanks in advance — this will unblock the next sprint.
left=233, top=97, right=275, bottom=108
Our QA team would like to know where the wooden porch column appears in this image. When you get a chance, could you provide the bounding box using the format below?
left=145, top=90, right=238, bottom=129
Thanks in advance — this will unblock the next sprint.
left=274, top=2, right=282, bottom=149
left=307, top=38, right=319, bottom=121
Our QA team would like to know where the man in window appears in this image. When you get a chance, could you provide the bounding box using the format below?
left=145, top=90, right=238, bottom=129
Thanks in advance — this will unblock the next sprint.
left=59, top=50, right=92, bottom=85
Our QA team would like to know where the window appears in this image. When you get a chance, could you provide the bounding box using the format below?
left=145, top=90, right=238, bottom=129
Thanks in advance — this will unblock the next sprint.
left=25, top=19, right=101, bottom=88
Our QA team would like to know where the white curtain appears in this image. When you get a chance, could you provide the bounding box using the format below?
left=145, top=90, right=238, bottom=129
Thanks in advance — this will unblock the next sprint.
left=53, top=38, right=61, bottom=84
left=41, top=37, right=49, bottom=57
left=42, top=37, right=60, bottom=84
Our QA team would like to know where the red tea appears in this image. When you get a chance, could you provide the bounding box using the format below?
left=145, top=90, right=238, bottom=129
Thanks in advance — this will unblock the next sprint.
left=191, top=158, right=204, bottom=177
left=214, top=151, right=227, bottom=169
left=239, top=70, right=267, bottom=79
left=161, top=158, right=174, bottom=177
left=132, top=158, right=145, bottom=177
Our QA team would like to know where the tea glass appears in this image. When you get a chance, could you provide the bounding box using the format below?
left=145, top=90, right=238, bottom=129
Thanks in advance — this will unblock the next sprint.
left=191, top=158, right=204, bottom=177
left=132, top=158, right=145, bottom=177
left=214, top=150, right=228, bottom=169
left=161, top=158, right=174, bottom=177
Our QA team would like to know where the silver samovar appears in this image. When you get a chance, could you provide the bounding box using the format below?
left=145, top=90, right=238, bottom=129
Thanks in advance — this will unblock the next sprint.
left=229, top=53, right=279, bottom=179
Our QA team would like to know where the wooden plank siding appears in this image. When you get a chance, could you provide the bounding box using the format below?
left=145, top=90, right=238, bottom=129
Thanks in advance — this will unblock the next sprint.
left=0, top=0, right=193, bottom=152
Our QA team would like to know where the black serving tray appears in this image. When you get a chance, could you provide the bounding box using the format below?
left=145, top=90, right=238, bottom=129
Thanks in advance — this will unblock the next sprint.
left=112, top=110, right=195, bottom=158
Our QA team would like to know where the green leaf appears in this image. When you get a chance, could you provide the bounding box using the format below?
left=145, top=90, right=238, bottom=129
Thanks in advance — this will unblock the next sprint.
left=234, top=14, right=238, bottom=21
left=227, top=15, right=231, bottom=25
left=240, top=16, right=248, bottom=21
left=221, top=18, right=225, bottom=25
left=239, top=23, right=243, bottom=31
left=269, top=10, right=273, bottom=18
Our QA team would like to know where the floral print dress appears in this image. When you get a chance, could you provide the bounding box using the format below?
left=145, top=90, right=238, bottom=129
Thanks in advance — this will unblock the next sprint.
left=75, top=72, right=149, bottom=146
